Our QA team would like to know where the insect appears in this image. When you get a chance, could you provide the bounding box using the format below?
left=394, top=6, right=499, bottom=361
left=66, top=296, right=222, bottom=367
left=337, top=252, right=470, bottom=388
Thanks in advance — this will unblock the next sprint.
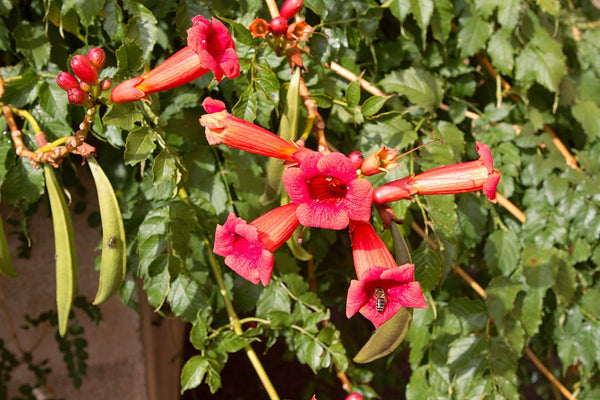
left=107, top=235, right=117, bottom=249
left=374, top=287, right=387, bottom=313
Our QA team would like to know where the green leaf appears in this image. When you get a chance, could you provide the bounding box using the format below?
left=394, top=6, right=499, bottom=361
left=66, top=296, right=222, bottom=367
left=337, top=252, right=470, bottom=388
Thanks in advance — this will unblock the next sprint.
left=380, top=68, right=443, bottom=112
left=180, top=355, right=210, bottom=393
left=361, top=95, right=392, bottom=117
left=389, top=0, right=411, bottom=22
left=497, top=0, right=521, bottom=30
left=515, top=29, right=567, bottom=92
left=354, top=307, right=413, bottom=363
left=346, top=79, right=361, bottom=107
left=485, top=276, right=523, bottom=322
left=103, top=102, right=144, bottom=131
left=572, top=101, right=600, bottom=140
left=535, top=0, right=560, bottom=16
left=256, top=282, right=291, bottom=317
left=152, top=149, right=181, bottom=199
left=412, top=244, right=442, bottom=292
left=431, top=0, right=454, bottom=43
left=102, top=1, right=125, bottom=41
left=63, top=0, right=104, bottom=27
left=1, top=69, right=39, bottom=108
left=123, top=2, right=158, bottom=60
left=522, top=245, right=559, bottom=289
left=2, top=158, right=45, bottom=205
left=37, top=80, right=71, bottom=135
left=124, top=127, right=157, bottom=166
left=167, top=274, right=208, bottom=322
left=487, top=29, right=515, bottom=75
left=115, top=40, right=144, bottom=75
left=409, top=0, right=434, bottom=33
left=484, top=230, right=521, bottom=276
left=13, top=22, right=50, bottom=70
left=232, top=87, right=257, bottom=122
left=458, top=14, right=492, bottom=58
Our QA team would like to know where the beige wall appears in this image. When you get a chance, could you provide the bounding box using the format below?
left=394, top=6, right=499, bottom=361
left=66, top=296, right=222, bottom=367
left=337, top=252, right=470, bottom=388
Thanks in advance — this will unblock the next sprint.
left=0, top=165, right=184, bottom=399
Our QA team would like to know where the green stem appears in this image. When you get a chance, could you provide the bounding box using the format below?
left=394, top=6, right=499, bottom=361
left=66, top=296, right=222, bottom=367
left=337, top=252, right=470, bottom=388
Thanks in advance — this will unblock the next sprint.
left=10, top=108, right=42, bottom=134
left=204, top=239, right=281, bottom=400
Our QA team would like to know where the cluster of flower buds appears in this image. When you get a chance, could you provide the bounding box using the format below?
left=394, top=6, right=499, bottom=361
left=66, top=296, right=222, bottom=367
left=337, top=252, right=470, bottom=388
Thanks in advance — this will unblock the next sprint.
left=249, top=0, right=313, bottom=41
left=56, top=48, right=111, bottom=106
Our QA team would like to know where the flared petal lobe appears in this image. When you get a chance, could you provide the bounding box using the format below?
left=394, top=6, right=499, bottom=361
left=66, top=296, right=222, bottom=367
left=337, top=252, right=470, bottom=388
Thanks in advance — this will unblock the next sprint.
left=346, top=264, right=427, bottom=328
left=373, top=141, right=501, bottom=204
left=199, top=98, right=301, bottom=161
left=283, top=152, right=373, bottom=230
left=213, top=204, right=299, bottom=286
left=187, top=16, right=239, bottom=81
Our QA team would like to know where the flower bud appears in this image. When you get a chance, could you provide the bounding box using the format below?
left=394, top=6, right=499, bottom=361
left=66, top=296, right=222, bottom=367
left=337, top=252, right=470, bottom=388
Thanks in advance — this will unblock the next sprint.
left=100, top=78, right=112, bottom=91
left=270, top=16, right=288, bottom=36
left=56, top=72, right=80, bottom=91
left=348, top=151, right=363, bottom=170
left=86, top=47, right=106, bottom=71
left=249, top=18, right=270, bottom=38
left=280, top=0, right=303, bottom=19
left=70, top=54, right=98, bottom=84
left=67, top=87, right=89, bottom=106
left=344, top=393, right=363, bottom=400
left=79, top=81, right=92, bottom=92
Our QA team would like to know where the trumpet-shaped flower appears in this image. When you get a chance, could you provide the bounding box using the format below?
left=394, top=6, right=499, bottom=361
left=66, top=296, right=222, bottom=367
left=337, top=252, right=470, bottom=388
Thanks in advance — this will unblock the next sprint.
left=200, top=97, right=306, bottom=161
left=213, top=203, right=299, bottom=286
left=350, top=221, right=397, bottom=280
left=283, top=152, right=373, bottom=230
left=346, top=264, right=427, bottom=328
left=373, top=141, right=501, bottom=204
left=111, top=16, right=239, bottom=103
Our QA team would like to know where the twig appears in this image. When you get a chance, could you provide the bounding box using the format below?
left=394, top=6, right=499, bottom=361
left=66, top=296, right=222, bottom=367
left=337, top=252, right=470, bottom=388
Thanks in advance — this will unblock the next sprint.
left=264, top=0, right=280, bottom=18
left=496, top=194, right=526, bottom=223
left=298, top=77, right=328, bottom=153
left=525, top=348, right=576, bottom=400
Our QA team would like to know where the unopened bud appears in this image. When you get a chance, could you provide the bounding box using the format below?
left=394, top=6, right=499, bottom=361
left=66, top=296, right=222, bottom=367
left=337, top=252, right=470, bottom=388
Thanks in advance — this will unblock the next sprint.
left=344, top=393, right=363, bottom=400
left=56, top=72, right=79, bottom=91
left=67, top=87, right=89, bottom=106
left=348, top=151, right=363, bottom=170
left=280, top=0, right=303, bottom=20
left=70, top=54, right=98, bottom=84
left=86, top=47, right=106, bottom=71
left=79, top=81, right=92, bottom=92
left=100, top=78, right=112, bottom=91
left=249, top=18, right=270, bottom=38
left=270, top=16, right=288, bottom=36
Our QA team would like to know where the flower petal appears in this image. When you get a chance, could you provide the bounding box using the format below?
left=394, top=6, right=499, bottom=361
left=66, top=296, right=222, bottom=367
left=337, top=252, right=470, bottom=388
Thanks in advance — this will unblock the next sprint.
left=296, top=202, right=349, bottom=230
left=344, top=178, right=373, bottom=222
left=387, top=281, right=428, bottom=309
left=379, top=263, right=415, bottom=284
left=316, top=152, right=357, bottom=181
left=346, top=280, right=369, bottom=318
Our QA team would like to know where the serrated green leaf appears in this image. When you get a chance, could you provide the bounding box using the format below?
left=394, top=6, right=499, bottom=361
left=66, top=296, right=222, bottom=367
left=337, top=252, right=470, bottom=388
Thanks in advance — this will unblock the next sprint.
left=152, top=149, right=181, bottom=199
left=484, top=230, right=520, bottom=276
left=123, top=2, right=157, bottom=61
left=522, top=245, right=559, bottom=288
left=0, top=69, right=39, bottom=107
left=103, top=102, right=144, bottom=131
left=412, top=244, right=442, bottom=292
left=115, top=40, right=144, bottom=75
left=431, top=0, right=453, bottom=43
left=2, top=158, right=45, bottom=205
left=167, top=274, right=208, bottom=322
left=102, top=1, right=124, bottom=41
left=515, top=29, right=567, bottom=92
left=487, top=29, right=515, bottom=74
left=458, top=14, right=492, bottom=58
left=536, top=0, right=560, bottom=16
left=64, top=0, right=104, bottom=27
left=389, top=0, right=411, bottom=22
left=37, top=80, right=70, bottom=135
left=497, top=0, right=521, bottom=30
left=180, top=355, right=210, bottom=393
left=232, top=87, right=258, bottom=122
left=256, top=281, right=291, bottom=317
left=124, top=127, right=156, bottom=165
left=410, top=0, right=434, bottom=33
left=381, top=68, right=443, bottom=112
left=13, top=22, right=50, bottom=70
left=572, top=101, right=600, bottom=140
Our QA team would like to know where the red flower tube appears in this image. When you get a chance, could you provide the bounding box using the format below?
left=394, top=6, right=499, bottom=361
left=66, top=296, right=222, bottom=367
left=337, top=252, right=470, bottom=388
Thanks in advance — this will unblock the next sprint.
left=199, top=97, right=305, bottom=161
left=111, top=16, right=239, bottom=103
left=373, top=141, right=501, bottom=204
left=350, top=221, right=397, bottom=280
left=213, top=203, right=300, bottom=286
